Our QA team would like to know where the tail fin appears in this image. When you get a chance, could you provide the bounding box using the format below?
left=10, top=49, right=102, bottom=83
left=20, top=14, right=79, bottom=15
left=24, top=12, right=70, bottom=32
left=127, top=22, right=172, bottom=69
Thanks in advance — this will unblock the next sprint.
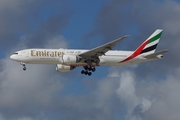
left=140, top=29, right=163, bottom=55
left=131, top=29, right=163, bottom=57
left=120, top=29, right=163, bottom=63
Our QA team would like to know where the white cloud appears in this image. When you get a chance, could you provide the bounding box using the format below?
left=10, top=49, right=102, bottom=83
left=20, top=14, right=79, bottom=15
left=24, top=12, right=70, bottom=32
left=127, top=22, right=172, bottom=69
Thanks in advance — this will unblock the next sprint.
left=0, top=0, right=26, bottom=10
left=107, top=65, right=180, bottom=120
left=0, top=34, right=68, bottom=119
left=45, top=35, right=68, bottom=49
left=140, top=97, right=152, bottom=113
left=0, top=114, right=5, bottom=120
left=17, top=117, right=33, bottom=120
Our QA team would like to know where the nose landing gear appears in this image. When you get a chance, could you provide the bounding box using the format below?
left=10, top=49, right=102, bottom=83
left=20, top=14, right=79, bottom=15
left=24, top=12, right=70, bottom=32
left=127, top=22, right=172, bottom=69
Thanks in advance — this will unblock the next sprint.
left=21, top=62, right=26, bottom=71
left=23, top=66, right=26, bottom=71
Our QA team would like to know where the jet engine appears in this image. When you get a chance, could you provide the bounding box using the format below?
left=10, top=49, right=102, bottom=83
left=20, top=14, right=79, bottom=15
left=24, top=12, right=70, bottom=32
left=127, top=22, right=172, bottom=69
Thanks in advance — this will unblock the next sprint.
left=157, top=54, right=163, bottom=59
left=60, top=55, right=80, bottom=64
left=56, top=64, right=75, bottom=72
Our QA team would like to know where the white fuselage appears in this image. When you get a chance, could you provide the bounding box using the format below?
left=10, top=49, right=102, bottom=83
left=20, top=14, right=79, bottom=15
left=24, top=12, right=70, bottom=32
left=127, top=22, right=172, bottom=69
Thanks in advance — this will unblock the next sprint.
left=9, top=29, right=166, bottom=75
left=10, top=48, right=156, bottom=67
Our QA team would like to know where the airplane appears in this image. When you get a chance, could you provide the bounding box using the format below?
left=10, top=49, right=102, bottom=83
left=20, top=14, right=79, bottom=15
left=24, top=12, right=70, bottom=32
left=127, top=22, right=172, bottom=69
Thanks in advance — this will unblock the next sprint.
left=10, top=29, right=168, bottom=76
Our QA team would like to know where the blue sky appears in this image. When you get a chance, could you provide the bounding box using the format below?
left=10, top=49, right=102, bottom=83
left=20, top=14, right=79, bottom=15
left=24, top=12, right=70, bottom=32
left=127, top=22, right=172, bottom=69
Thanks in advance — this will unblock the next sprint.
left=62, top=0, right=103, bottom=47
left=1, top=0, right=180, bottom=120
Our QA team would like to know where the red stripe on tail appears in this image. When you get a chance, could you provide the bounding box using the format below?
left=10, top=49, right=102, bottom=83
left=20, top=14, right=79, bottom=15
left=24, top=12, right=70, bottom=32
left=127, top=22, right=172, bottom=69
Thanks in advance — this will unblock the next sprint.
left=119, top=40, right=149, bottom=63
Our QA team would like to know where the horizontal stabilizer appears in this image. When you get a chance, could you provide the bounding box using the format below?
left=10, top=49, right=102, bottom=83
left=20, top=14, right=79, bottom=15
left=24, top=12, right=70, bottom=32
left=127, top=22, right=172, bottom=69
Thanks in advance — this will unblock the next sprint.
left=144, top=49, right=168, bottom=59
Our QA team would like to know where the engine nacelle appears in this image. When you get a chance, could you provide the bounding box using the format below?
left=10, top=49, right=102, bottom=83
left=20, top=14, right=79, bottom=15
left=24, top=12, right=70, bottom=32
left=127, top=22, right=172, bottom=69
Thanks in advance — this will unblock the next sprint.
left=56, top=64, right=75, bottom=72
left=156, top=54, right=163, bottom=59
left=60, top=55, right=80, bottom=64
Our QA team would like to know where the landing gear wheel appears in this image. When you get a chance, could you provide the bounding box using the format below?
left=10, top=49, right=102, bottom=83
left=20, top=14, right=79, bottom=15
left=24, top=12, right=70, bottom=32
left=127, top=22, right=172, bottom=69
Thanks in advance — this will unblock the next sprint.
left=88, top=67, right=92, bottom=71
left=84, top=71, right=88, bottom=75
left=81, top=70, right=85, bottom=74
left=88, top=72, right=92, bottom=76
left=81, top=70, right=92, bottom=76
left=84, top=66, right=88, bottom=71
left=23, top=67, right=26, bottom=71
left=92, top=67, right=96, bottom=72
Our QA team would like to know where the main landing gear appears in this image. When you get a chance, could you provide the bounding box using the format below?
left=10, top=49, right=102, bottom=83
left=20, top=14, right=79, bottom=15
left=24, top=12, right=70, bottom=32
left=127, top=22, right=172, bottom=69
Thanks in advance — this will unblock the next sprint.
left=81, top=66, right=96, bottom=76
left=21, top=62, right=26, bottom=71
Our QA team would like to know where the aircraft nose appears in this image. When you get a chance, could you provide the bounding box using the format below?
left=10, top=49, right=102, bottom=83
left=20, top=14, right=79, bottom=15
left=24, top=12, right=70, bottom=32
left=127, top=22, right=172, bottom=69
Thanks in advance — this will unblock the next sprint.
left=10, top=52, right=21, bottom=61
left=10, top=55, right=14, bottom=60
left=10, top=54, right=17, bottom=60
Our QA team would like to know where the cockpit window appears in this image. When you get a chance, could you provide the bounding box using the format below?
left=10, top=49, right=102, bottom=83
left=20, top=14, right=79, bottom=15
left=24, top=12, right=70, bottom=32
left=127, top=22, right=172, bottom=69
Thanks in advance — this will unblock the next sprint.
left=13, top=53, right=18, bottom=54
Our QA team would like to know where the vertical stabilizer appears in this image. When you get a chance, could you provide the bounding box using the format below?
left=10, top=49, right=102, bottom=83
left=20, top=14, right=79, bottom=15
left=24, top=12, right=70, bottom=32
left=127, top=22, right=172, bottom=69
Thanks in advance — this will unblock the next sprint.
left=140, top=29, right=163, bottom=55
left=120, top=29, right=163, bottom=63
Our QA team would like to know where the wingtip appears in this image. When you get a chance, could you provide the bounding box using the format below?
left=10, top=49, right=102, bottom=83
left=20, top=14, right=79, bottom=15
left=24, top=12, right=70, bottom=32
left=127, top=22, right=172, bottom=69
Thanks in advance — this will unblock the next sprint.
left=117, top=35, right=129, bottom=41
left=123, top=35, right=129, bottom=38
left=163, top=49, right=169, bottom=52
left=156, top=29, right=163, bottom=32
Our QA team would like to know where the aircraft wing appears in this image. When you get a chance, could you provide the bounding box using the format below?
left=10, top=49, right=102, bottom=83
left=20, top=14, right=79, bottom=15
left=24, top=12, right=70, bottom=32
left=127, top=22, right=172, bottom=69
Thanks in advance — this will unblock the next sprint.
left=79, top=36, right=128, bottom=58
left=144, top=49, right=168, bottom=59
